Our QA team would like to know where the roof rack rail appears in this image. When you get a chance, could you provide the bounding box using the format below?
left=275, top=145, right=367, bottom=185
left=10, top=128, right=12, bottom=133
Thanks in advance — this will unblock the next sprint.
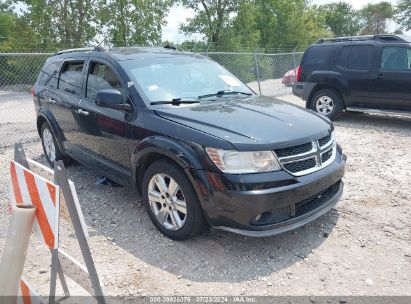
left=56, top=46, right=106, bottom=55
left=316, top=34, right=407, bottom=44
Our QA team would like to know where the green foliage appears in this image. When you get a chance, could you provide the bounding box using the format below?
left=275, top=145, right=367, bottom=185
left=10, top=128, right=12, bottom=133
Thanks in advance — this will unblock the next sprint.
left=360, top=1, right=394, bottom=34
left=99, top=0, right=173, bottom=46
left=14, top=0, right=100, bottom=49
left=395, top=0, right=411, bottom=31
left=179, top=0, right=238, bottom=43
left=318, top=2, right=361, bottom=36
left=255, top=0, right=331, bottom=51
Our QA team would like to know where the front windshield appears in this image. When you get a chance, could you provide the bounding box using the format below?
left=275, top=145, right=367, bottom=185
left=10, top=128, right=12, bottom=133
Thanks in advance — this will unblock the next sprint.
left=120, top=55, right=254, bottom=104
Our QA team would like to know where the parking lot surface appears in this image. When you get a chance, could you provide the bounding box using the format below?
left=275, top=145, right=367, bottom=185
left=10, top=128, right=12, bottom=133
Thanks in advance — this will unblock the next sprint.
left=0, top=92, right=410, bottom=297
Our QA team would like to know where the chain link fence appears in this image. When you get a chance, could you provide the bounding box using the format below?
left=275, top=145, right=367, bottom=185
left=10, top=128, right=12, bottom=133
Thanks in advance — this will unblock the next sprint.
left=0, top=50, right=303, bottom=149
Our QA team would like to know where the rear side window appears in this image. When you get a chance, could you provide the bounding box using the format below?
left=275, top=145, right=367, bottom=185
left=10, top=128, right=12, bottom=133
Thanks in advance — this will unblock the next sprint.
left=38, top=62, right=61, bottom=89
left=347, top=45, right=373, bottom=70
left=58, top=61, right=84, bottom=95
left=380, top=47, right=411, bottom=71
left=303, top=46, right=335, bottom=65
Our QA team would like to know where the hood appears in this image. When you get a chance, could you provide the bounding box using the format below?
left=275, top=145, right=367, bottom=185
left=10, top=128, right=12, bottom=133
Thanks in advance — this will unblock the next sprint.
left=154, top=96, right=332, bottom=150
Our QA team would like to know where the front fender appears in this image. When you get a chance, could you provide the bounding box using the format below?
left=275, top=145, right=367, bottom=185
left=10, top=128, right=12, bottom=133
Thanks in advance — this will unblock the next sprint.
left=130, top=136, right=214, bottom=215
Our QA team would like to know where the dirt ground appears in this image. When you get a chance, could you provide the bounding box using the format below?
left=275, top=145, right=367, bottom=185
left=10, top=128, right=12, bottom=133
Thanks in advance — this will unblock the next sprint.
left=0, top=92, right=410, bottom=299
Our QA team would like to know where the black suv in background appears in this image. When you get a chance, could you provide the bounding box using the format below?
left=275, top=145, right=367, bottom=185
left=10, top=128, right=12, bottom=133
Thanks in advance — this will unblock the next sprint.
left=33, top=47, right=345, bottom=240
left=293, top=35, right=411, bottom=120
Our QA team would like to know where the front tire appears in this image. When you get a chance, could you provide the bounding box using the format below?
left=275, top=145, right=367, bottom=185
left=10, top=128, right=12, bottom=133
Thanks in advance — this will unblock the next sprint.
left=40, top=123, right=71, bottom=167
left=310, top=89, right=344, bottom=120
left=142, top=159, right=206, bottom=240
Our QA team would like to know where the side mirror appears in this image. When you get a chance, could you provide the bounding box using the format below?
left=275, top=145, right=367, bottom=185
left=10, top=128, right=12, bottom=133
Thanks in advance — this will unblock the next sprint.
left=95, top=89, right=132, bottom=112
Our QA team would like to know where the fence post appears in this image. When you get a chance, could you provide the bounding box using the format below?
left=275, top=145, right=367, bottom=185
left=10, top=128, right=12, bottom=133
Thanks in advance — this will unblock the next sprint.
left=253, top=52, right=261, bottom=95
left=292, top=46, right=299, bottom=84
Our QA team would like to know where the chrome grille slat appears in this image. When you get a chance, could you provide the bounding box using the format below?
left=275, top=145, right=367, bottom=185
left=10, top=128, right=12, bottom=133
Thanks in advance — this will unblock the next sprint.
left=274, top=133, right=336, bottom=176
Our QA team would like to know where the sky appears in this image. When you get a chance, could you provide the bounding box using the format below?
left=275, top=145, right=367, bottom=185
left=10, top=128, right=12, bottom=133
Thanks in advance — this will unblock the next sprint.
left=161, top=0, right=403, bottom=43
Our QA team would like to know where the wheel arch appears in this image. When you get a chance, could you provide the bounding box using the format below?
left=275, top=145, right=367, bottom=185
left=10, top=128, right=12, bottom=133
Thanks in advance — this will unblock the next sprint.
left=36, top=107, right=67, bottom=154
left=307, top=84, right=346, bottom=109
left=131, top=136, right=203, bottom=195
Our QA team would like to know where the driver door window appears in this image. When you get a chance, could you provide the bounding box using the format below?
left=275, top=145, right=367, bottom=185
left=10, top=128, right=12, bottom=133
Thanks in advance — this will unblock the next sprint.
left=86, top=62, right=123, bottom=100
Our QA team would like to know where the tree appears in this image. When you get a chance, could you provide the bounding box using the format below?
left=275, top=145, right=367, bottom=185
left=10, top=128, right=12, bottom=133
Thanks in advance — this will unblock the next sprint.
left=14, top=0, right=101, bottom=48
left=319, top=2, right=361, bottom=37
left=179, top=0, right=238, bottom=44
left=99, top=0, right=173, bottom=46
left=359, top=1, right=394, bottom=34
left=0, top=1, right=16, bottom=41
left=255, top=0, right=331, bottom=51
left=395, top=0, right=411, bottom=31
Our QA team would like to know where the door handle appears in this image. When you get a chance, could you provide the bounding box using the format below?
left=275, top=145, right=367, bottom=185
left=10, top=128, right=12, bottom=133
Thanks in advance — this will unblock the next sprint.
left=48, top=98, right=56, bottom=104
left=76, top=109, right=89, bottom=116
left=377, top=74, right=384, bottom=79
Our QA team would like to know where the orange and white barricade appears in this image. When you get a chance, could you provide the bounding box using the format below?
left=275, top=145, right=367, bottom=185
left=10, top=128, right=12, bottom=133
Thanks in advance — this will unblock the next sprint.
left=0, top=143, right=106, bottom=304
left=17, top=278, right=46, bottom=304
left=9, top=160, right=60, bottom=249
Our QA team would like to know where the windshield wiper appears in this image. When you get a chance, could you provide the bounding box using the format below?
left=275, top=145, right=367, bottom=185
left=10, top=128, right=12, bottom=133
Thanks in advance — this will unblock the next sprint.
left=150, top=97, right=200, bottom=106
left=198, top=90, right=253, bottom=99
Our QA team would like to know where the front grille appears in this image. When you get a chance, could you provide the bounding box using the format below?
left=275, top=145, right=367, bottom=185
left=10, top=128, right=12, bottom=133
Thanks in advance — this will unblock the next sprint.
left=283, top=158, right=316, bottom=173
left=274, top=132, right=336, bottom=176
left=274, top=142, right=313, bottom=158
left=322, top=149, right=333, bottom=163
left=318, top=134, right=332, bottom=147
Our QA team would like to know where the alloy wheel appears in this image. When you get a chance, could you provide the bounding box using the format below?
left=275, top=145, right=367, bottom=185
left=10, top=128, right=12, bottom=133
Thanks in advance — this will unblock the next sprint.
left=147, top=173, right=187, bottom=231
left=42, top=127, right=56, bottom=162
left=316, top=96, right=335, bottom=115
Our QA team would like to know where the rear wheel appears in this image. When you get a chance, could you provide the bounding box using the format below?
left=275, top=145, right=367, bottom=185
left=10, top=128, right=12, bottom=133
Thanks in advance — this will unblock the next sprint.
left=142, top=159, right=206, bottom=240
left=40, top=123, right=71, bottom=167
left=310, top=89, right=344, bottom=120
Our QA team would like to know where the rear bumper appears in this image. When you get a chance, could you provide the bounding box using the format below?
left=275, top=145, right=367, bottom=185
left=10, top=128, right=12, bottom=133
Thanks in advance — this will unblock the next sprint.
left=293, top=82, right=316, bottom=101
left=188, top=148, right=346, bottom=237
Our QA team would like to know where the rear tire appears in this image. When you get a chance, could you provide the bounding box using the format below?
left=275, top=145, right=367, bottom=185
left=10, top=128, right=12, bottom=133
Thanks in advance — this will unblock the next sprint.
left=142, top=159, right=206, bottom=240
left=40, top=123, right=71, bottom=167
left=310, top=89, right=344, bottom=120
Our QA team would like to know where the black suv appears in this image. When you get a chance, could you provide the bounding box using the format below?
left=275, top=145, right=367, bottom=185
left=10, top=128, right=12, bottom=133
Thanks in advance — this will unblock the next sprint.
left=33, top=47, right=345, bottom=240
left=293, top=35, right=411, bottom=120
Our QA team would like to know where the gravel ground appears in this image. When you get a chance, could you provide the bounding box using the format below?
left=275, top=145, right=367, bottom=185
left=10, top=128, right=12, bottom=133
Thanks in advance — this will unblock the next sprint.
left=0, top=92, right=410, bottom=299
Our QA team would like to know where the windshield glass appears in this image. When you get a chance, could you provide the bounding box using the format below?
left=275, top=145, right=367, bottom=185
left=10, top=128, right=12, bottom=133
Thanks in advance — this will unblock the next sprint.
left=119, top=55, right=254, bottom=104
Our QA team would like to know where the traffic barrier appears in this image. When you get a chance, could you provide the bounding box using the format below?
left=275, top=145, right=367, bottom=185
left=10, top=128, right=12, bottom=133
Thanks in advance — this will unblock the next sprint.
left=9, top=160, right=60, bottom=249
left=17, top=278, right=46, bottom=304
left=0, top=143, right=106, bottom=304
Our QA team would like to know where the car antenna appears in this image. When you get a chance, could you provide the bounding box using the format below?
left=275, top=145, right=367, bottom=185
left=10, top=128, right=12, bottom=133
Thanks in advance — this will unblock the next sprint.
left=94, top=35, right=110, bottom=51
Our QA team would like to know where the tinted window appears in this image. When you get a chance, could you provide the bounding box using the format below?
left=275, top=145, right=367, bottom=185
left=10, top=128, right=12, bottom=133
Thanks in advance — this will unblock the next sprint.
left=58, top=61, right=84, bottom=95
left=86, top=62, right=123, bottom=100
left=337, top=46, right=351, bottom=68
left=303, top=46, right=335, bottom=65
left=347, top=45, right=373, bottom=70
left=381, top=47, right=411, bottom=71
left=39, top=62, right=61, bottom=89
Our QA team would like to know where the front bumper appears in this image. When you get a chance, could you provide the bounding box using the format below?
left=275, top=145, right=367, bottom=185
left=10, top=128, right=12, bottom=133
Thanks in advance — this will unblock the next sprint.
left=187, top=148, right=346, bottom=237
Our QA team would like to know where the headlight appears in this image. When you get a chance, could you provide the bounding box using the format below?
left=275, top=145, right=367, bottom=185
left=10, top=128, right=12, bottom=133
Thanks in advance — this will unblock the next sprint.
left=206, top=148, right=281, bottom=174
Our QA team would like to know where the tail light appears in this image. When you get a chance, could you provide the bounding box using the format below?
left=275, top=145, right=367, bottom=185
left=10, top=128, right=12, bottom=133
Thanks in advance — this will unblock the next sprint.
left=296, top=65, right=302, bottom=82
left=31, top=87, right=35, bottom=96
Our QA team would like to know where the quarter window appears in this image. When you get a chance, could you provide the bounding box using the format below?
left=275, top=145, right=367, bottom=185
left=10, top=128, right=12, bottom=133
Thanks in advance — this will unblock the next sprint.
left=347, top=45, right=373, bottom=70
left=58, top=61, right=84, bottom=95
left=86, top=62, right=123, bottom=100
left=380, top=47, right=411, bottom=71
